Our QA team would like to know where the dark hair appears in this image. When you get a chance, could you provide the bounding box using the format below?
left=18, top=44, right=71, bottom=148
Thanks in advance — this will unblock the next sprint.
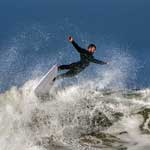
left=88, top=44, right=96, bottom=49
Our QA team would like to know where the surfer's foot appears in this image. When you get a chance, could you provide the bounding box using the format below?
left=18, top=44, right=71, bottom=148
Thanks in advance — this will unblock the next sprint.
left=53, top=77, right=56, bottom=82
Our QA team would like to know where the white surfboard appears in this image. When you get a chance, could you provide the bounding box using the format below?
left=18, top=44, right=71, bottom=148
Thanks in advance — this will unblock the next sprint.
left=34, top=64, right=58, bottom=96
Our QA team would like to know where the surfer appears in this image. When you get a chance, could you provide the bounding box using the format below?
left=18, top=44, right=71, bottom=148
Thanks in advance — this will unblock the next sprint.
left=55, top=36, right=109, bottom=80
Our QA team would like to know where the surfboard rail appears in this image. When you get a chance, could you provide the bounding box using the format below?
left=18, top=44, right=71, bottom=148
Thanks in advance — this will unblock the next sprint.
left=34, top=64, right=58, bottom=96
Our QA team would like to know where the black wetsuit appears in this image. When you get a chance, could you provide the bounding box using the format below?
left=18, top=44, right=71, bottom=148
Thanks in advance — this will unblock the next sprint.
left=56, top=41, right=107, bottom=79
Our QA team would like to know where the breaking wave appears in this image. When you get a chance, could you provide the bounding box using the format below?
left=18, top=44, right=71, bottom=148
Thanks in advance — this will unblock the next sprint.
left=0, top=70, right=150, bottom=150
left=0, top=26, right=149, bottom=150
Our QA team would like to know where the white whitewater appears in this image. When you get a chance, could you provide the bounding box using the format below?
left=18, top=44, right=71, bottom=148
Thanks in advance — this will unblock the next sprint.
left=0, top=77, right=150, bottom=150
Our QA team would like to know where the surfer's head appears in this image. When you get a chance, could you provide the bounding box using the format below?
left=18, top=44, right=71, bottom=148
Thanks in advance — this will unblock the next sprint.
left=87, top=44, right=96, bottom=53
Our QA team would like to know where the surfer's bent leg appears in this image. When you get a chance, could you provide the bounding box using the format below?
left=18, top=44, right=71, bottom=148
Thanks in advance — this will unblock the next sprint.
left=58, top=65, right=72, bottom=70
left=58, top=62, right=81, bottom=71
left=53, top=62, right=82, bottom=81
left=56, top=69, right=81, bottom=80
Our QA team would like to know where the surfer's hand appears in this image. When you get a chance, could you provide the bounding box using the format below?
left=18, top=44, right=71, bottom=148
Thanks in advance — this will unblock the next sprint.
left=68, top=36, right=74, bottom=42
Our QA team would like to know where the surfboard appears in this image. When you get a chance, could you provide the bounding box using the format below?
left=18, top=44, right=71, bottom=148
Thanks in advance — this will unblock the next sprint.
left=34, top=64, right=58, bottom=97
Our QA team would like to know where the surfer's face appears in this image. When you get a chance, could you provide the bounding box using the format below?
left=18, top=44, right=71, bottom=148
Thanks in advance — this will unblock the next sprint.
left=88, top=47, right=96, bottom=53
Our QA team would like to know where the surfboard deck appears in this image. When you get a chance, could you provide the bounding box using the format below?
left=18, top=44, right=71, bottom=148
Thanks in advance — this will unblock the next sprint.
left=34, top=64, right=58, bottom=97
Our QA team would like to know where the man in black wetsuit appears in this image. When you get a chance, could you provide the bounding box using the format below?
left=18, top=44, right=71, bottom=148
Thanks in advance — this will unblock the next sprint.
left=55, top=36, right=109, bottom=80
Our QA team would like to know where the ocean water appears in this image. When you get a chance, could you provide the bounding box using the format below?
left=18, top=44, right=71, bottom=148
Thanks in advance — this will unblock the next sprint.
left=0, top=0, right=150, bottom=150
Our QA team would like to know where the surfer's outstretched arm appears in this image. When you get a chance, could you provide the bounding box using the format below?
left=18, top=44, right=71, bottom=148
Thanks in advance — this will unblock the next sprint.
left=68, top=36, right=88, bottom=54
left=91, top=58, right=108, bottom=65
left=72, top=41, right=86, bottom=53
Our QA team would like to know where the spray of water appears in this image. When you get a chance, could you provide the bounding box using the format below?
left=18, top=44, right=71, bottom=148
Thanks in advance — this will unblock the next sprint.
left=0, top=48, right=150, bottom=150
left=0, top=24, right=149, bottom=149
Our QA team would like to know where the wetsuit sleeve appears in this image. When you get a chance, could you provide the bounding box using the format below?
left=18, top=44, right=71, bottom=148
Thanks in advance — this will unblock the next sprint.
left=91, top=58, right=107, bottom=65
left=72, top=41, right=88, bottom=54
